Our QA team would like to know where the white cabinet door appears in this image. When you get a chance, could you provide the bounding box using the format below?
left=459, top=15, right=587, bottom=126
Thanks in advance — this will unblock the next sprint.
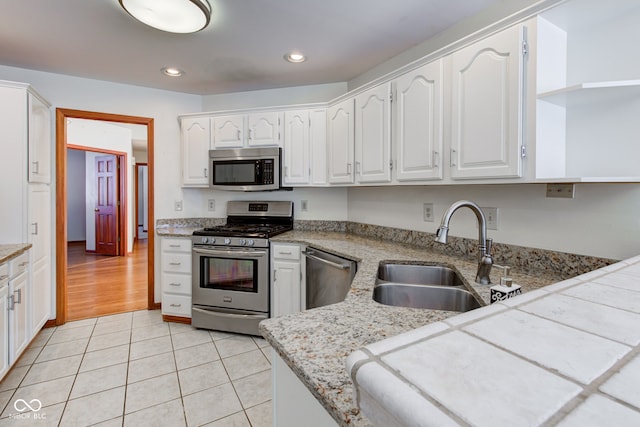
left=29, top=185, right=51, bottom=334
left=247, top=112, right=281, bottom=147
left=327, top=99, right=355, bottom=184
left=355, top=83, right=392, bottom=183
left=28, top=93, right=51, bottom=184
left=450, top=24, right=525, bottom=179
left=283, top=110, right=310, bottom=185
left=394, top=60, right=444, bottom=181
left=309, top=109, right=328, bottom=186
left=181, top=117, right=211, bottom=187
left=213, top=115, right=245, bottom=148
left=9, top=270, right=29, bottom=364
left=272, top=260, right=301, bottom=317
left=0, top=282, right=9, bottom=379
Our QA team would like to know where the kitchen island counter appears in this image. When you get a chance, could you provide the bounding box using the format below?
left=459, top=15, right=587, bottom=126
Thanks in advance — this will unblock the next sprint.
left=260, top=231, right=563, bottom=426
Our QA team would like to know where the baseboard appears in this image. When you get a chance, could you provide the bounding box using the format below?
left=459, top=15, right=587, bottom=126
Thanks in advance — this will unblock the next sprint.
left=149, top=303, right=161, bottom=310
left=162, top=315, right=192, bottom=324
left=44, top=319, right=57, bottom=329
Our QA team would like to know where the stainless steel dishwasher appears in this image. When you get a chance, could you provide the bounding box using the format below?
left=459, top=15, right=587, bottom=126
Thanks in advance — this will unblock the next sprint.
left=303, top=248, right=357, bottom=309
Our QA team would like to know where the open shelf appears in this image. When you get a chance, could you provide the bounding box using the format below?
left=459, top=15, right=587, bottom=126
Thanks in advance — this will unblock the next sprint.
left=537, top=80, right=640, bottom=107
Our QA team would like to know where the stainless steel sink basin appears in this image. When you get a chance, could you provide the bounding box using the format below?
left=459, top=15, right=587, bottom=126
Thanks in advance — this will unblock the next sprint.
left=373, top=283, right=482, bottom=312
left=376, top=262, right=465, bottom=287
left=373, top=261, right=482, bottom=312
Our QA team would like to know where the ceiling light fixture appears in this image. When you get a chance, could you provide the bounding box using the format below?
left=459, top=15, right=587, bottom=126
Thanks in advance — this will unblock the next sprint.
left=162, top=67, right=184, bottom=77
left=284, top=52, right=306, bottom=63
left=119, top=0, right=212, bottom=34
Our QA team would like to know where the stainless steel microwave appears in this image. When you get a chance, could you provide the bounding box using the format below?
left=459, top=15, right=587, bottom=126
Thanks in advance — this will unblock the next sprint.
left=209, top=147, right=281, bottom=191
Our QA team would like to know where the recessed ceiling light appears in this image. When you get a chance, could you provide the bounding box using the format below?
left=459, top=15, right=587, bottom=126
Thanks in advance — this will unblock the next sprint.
left=119, top=0, right=212, bottom=34
left=284, top=52, right=306, bottom=63
left=162, top=67, right=184, bottom=77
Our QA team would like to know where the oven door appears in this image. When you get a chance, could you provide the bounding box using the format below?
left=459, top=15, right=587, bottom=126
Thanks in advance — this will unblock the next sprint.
left=192, top=246, right=269, bottom=313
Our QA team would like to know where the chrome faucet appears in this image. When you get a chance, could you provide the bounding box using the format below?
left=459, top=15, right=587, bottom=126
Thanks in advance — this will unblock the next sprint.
left=435, top=200, right=493, bottom=285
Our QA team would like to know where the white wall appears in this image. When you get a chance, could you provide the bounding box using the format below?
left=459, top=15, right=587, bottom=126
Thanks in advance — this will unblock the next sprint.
left=138, top=165, right=148, bottom=230
left=347, top=184, right=640, bottom=260
left=202, top=83, right=347, bottom=111
left=66, top=149, right=86, bottom=242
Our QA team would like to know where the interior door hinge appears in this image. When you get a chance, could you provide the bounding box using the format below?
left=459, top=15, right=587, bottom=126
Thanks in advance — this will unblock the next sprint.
left=521, top=145, right=527, bottom=158
left=522, top=40, right=528, bottom=57
left=389, top=160, right=393, bottom=171
left=389, top=91, right=393, bottom=103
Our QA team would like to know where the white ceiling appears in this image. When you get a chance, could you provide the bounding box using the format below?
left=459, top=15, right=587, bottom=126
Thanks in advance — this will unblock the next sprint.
left=0, top=0, right=499, bottom=95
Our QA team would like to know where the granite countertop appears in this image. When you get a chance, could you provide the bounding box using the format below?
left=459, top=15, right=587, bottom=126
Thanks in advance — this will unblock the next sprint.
left=347, top=256, right=640, bottom=426
left=259, top=231, right=562, bottom=427
left=0, top=244, right=31, bottom=265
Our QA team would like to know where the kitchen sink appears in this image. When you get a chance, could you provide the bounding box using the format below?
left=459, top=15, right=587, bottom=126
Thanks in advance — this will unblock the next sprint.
left=376, top=261, right=465, bottom=287
left=373, top=261, right=482, bottom=312
left=373, top=283, right=482, bottom=312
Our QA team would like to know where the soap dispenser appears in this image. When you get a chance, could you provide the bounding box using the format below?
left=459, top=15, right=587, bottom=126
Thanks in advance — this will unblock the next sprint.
left=490, top=265, right=522, bottom=303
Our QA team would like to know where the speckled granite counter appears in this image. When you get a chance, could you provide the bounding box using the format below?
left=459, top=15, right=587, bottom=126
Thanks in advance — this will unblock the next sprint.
left=259, top=231, right=564, bottom=427
left=0, top=244, right=31, bottom=264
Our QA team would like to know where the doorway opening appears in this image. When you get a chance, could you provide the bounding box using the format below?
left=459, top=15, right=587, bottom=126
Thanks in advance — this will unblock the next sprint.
left=56, top=109, right=156, bottom=325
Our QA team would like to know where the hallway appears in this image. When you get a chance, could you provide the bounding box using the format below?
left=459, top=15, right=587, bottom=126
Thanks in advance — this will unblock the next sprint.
left=66, top=240, right=149, bottom=321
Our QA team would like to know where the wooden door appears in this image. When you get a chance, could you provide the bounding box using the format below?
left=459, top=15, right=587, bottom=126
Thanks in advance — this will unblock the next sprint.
left=95, top=155, right=118, bottom=256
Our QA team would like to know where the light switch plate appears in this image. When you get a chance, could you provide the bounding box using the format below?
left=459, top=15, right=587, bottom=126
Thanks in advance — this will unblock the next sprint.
left=482, top=207, right=498, bottom=230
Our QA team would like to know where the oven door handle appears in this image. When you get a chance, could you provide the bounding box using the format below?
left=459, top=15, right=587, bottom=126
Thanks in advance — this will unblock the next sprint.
left=193, top=247, right=267, bottom=258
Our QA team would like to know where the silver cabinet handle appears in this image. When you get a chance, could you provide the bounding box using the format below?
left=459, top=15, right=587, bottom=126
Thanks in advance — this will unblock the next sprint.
left=278, top=251, right=292, bottom=255
left=347, top=163, right=352, bottom=174
left=248, top=129, right=253, bottom=140
left=14, top=289, right=21, bottom=304
left=355, top=161, right=361, bottom=174
left=169, top=283, right=181, bottom=287
left=8, top=295, right=14, bottom=311
left=450, top=148, right=457, bottom=167
left=169, top=262, right=181, bottom=266
left=19, top=261, right=28, bottom=267
left=433, top=151, right=439, bottom=168
left=170, top=303, right=181, bottom=307
left=32, top=161, right=39, bottom=174
left=32, top=222, right=38, bottom=235
left=204, top=168, right=208, bottom=178
left=169, top=244, right=181, bottom=248
left=237, top=130, right=241, bottom=140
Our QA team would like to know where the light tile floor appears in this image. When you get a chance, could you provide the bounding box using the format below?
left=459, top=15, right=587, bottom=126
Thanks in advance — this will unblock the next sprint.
left=0, top=309, right=273, bottom=426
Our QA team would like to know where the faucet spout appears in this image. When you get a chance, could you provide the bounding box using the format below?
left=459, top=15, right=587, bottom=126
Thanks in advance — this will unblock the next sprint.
left=434, top=200, right=494, bottom=284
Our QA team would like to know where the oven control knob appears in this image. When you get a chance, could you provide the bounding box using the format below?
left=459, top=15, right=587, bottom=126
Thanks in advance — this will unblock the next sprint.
left=224, top=238, right=231, bottom=245
left=239, top=239, right=246, bottom=246
left=210, top=237, right=216, bottom=244
left=247, top=239, right=255, bottom=246
left=201, top=237, right=209, bottom=244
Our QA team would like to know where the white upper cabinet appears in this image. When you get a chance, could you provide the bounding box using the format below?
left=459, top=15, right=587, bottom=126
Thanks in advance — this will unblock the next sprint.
left=180, top=116, right=211, bottom=187
left=393, top=60, right=444, bottom=181
left=28, top=93, right=51, bottom=184
left=309, top=109, right=328, bottom=186
left=450, top=23, right=525, bottom=179
left=212, top=114, right=245, bottom=148
left=535, top=0, right=640, bottom=181
left=212, top=112, right=282, bottom=148
left=247, top=112, right=282, bottom=147
left=354, top=83, right=392, bottom=183
left=327, top=98, right=355, bottom=184
left=283, top=110, right=310, bottom=185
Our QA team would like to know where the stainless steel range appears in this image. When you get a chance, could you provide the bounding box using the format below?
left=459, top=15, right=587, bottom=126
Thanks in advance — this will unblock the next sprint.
left=191, top=200, right=293, bottom=335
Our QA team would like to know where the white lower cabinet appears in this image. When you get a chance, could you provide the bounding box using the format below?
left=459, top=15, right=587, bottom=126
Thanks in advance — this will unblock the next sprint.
left=0, top=267, right=9, bottom=379
left=271, top=243, right=304, bottom=317
left=8, top=252, right=30, bottom=365
left=161, top=237, right=192, bottom=318
left=272, top=351, right=338, bottom=427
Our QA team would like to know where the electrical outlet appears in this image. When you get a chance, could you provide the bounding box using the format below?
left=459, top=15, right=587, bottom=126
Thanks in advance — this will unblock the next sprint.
left=301, top=200, right=308, bottom=211
left=207, top=199, right=216, bottom=211
left=546, top=183, right=575, bottom=199
left=423, top=203, right=434, bottom=222
left=174, top=200, right=183, bottom=211
left=482, top=207, right=498, bottom=230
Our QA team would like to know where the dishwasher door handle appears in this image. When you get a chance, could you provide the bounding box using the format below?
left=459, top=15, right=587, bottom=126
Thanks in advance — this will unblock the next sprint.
left=302, top=251, right=351, bottom=270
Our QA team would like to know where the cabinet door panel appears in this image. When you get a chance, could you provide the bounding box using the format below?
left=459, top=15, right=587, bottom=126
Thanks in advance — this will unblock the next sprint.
left=181, top=117, right=210, bottom=187
left=327, top=99, right=355, bottom=184
left=272, top=260, right=301, bottom=317
left=28, top=93, right=51, bottom=184
left=248, top=112, right=281, bottom=147
left=395, top=60, right=443, bottom=181
left=283, top=111, right=310, bottom=185
left=355, top=84, right=391, bottom=183
left=0, top=284, right=9, bottom=379
left=9, top=271, right=29, bottom=364
left=213, top=115, right=244, bottom=148
left=450, top=24, right=524, bottom=179
left=309, top=110, right=328, bottom=185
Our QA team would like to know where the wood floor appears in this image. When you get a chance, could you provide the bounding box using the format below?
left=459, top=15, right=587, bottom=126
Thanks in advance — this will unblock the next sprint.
left=66, top=240, right=148, bottom=321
